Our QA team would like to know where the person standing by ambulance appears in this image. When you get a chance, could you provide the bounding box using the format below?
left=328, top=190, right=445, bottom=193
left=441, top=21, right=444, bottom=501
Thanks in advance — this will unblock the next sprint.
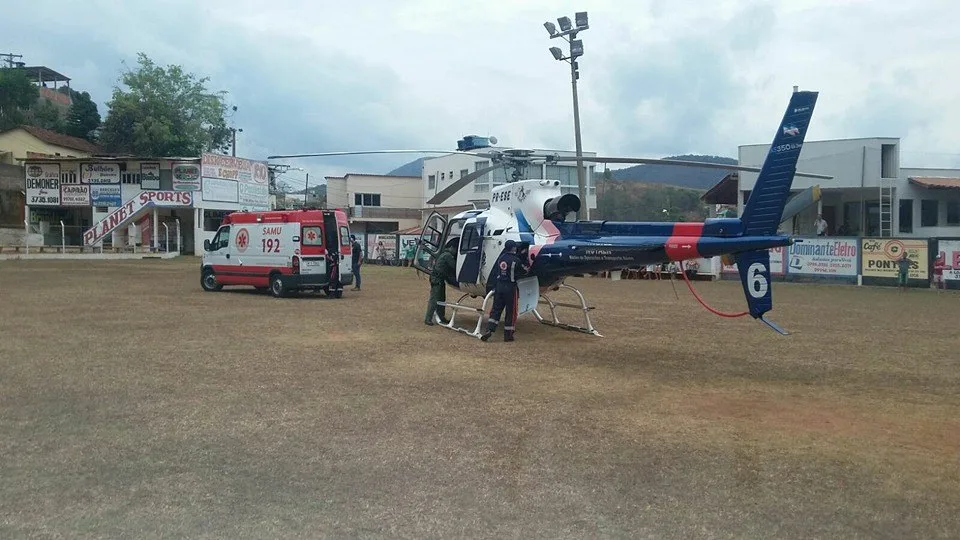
left=350, top=235, right=363, bottom=291
left=480, top=240, right=530, bottom=342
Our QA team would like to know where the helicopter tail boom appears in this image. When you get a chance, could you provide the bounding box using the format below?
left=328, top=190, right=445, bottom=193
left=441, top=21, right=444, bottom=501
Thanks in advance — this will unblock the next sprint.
left=739, top=90, right=819, bottom=236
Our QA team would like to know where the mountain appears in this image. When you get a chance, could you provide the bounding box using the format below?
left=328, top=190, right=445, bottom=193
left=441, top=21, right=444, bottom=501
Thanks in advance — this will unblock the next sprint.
left=595, top=181, right=709, bottom=222
left=290, top=184, right=327, bottom=197
left=606, top=154, right=736, bottom=190
left=387, top=158, right=425, bottom=177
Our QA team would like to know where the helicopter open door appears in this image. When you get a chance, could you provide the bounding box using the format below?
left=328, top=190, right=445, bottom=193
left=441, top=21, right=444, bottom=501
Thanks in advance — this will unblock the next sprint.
left=413, top=212, right=447, bottom=275
left=456, top=218, right=486, bottom=286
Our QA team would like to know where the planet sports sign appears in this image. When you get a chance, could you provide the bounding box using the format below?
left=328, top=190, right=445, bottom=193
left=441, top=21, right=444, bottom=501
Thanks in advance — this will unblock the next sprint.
left=83, top=191, right=194, bottom=246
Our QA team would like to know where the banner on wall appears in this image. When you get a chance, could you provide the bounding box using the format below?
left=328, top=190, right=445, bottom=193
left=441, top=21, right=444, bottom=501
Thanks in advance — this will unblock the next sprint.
left=860, top=238, right=929, bottom=280
left=80, top=163, right=120, bottom=184
left=936, top=240, right=960, bottom=282
left=786, top=237, right=858, bottom=276
left=721, top=246, right=785, bottom=275
left=140, top=163, right=161, bottom=190
left=60, top=184, right=91, bottom=206
left=172, top=163, right=201, bottom=191
left=24, top=163, right=61, bottom=206
left=91, top=185, right=122, bottom=207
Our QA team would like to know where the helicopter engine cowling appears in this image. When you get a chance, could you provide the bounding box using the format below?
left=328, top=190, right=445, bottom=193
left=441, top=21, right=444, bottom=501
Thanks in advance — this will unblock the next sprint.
left=543, top=194, right=581, bottom=221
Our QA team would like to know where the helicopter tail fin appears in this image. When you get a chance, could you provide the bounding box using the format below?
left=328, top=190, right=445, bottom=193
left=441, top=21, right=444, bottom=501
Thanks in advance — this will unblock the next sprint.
left=734, top=248, right=788, bottom=334
left=739, top=90, right=819, bottom=237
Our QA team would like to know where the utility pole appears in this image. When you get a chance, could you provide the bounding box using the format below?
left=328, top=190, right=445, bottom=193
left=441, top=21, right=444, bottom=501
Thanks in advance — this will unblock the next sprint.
left=570, top=58, right=586, bottom=219
left=0, top=53, right=24, bottom=69
left=230, top=127, right=242, bottom=157
left=304, top=172, right=309, bottom=206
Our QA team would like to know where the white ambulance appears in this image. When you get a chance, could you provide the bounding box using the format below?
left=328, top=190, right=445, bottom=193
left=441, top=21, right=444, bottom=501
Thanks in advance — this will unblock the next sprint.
left=201, top=208, right=353, bottom=298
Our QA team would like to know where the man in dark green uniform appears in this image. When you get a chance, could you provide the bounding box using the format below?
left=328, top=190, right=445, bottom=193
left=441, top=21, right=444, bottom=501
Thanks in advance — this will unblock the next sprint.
left=425, top=240, right=457, bottom=325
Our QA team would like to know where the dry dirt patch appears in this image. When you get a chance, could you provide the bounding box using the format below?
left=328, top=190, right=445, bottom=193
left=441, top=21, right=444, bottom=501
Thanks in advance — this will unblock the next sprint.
left=1, top=258, right=959, bottom=538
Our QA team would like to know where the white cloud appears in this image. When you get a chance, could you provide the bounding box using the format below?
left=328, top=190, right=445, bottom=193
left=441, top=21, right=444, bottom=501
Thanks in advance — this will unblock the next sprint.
left=4, top=0, right=959, bottom=186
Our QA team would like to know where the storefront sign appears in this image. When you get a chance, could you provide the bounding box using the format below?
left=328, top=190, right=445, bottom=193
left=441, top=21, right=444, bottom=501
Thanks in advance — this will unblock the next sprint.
left=60, top=184, right=91, bottom=206
left=91, top=185, right=122, bottom=207
left=936, top=240, right=960, bottom=282
left=202, top=177, right=239, bottom=203
left=201, top=153, right=269, bottom=185
left=172, top=163, right=201, bottom=191
left=860, top=238, right=928, bottom=280
left=786, top=237, right=858, bottom=276
left=81, top=162, right=120, bottom=184
left=24, top=163, right=61, bottom=206
left=238, top=182, right=269, bottom=208
left=84, top=191, right=194, bottom=246
left=141, top=163, right=161, bottom=190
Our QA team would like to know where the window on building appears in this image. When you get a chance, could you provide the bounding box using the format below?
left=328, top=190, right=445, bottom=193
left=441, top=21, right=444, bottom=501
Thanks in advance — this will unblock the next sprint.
left=121, top=172, right=141, bottom=184
left=60, top=171, right=78, bottom=184
left=204, top=210, right=232, bottom=231
left=474, top=161, right=490, bottom=192
left=428, top=175, right=436, bottom=190
left=881, top=144, right=897, bottom=178
left=947, top=201, right=960, bottom=226
left=354, top=193, right=381, bottom=206
left=460, top=169, right=468, bottom=179
left=921, top=199, right=939, bottom=227
left=898, top=199, right=913, bottom=233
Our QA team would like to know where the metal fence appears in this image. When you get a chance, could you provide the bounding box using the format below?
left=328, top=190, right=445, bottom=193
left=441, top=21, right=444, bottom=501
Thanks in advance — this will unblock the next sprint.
left=4, top=219, right=183, bottom=254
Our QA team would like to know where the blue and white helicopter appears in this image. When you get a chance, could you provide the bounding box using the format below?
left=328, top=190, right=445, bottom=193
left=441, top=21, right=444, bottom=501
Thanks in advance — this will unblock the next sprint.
left=270, top=89, right=828, bottom=338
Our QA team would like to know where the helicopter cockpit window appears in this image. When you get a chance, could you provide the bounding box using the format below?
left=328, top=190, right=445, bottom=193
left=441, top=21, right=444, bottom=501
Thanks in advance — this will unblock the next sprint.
left=459, top=223, right=482, bottom=254
left=445, top=219, right=466, bottom=248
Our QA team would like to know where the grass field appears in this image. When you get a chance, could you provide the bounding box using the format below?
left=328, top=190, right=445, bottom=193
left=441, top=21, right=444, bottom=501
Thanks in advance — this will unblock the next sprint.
left=2, top=258, right=959, bottom=538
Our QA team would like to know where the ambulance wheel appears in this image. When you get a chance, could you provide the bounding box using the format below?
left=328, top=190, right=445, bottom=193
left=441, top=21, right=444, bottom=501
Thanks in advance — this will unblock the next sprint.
left=269, top=274, right=286, bottom=298
left=201, top=269, right=222, bottom=292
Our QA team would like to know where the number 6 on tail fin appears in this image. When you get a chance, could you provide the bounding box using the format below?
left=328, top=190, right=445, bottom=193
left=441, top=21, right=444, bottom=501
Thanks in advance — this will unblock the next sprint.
left=735, top=250, right=789, bottom=335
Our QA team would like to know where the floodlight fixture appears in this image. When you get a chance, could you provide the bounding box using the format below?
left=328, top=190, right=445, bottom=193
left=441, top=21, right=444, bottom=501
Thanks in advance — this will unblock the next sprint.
left=557, top=16, right=572, bottom=31
left=575, top=12, right=588, bottom=29
left=543, top=21, right=557, bottom=36
left=549, top=47, right=564, bottom=61
left=570, top=40, right=583, bottom=58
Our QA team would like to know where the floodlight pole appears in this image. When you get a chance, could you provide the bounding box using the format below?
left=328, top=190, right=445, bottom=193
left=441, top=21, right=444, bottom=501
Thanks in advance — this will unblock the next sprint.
left=545, top=13, right=590, bottom=219
left=570, top=60, right=587, bottom=220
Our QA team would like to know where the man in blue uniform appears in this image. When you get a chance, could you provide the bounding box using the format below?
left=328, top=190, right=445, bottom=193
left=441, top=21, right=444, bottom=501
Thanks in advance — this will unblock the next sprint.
left=480, top=240, right=529, bottom=342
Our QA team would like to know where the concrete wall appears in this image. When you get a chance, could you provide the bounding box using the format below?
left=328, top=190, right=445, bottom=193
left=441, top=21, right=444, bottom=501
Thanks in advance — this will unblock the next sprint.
left=0, top=163, right=25, bottom=226
left=326, top=174, right=422, bottom=209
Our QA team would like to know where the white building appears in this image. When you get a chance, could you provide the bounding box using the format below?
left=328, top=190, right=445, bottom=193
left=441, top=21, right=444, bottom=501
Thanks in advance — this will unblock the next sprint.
left=735, top=137, right=960, bottom=238
left=324, top=173, right=423, bottom=236
left=420, top=148, right=598, bottom=217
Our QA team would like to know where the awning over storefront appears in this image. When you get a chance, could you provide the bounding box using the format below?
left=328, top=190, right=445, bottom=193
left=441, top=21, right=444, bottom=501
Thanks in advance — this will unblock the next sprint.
left=908, top=177, right=960, bottom=190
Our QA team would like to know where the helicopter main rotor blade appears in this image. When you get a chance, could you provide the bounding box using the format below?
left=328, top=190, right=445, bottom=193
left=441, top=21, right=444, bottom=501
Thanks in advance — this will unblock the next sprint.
left=426, top=164, right=500, bottom=206
left=546, top=156, right=833, bottom=180
left=266, top=149, right=496, bottom=160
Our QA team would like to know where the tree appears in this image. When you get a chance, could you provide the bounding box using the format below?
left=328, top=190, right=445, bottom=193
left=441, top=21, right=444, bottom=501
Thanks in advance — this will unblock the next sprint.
left=0, top=68, right=39, bottom=131
left=58, top=88, right=101, bottom=141
left=23, top=99, right=65, bottom=133
left=100, top=53, right=232, bottom=156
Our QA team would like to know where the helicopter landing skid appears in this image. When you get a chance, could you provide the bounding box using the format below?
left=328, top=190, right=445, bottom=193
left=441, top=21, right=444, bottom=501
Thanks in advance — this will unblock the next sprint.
left=532, top=283, right=603, bottom=337
left=435, top=291, right=494, bottom=339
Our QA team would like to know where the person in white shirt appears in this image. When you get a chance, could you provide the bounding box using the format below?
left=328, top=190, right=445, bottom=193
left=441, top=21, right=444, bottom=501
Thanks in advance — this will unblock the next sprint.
left=815, top=214, right=828, bottom=236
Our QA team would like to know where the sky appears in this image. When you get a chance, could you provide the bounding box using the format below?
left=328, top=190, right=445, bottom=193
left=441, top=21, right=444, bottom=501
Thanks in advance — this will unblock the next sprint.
left=4, top=0, right=959, bottom=191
